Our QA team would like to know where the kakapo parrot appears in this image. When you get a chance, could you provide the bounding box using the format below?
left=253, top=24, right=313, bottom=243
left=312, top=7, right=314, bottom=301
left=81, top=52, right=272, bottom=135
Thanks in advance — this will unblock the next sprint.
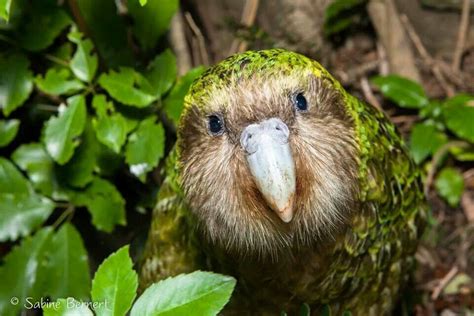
left=139, top=49, right=426, bottom=315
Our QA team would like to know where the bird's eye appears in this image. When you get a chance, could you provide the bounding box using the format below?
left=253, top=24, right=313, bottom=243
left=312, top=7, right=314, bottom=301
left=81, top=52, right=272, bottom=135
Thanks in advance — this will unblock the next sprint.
left=292, top=93, right=308, bottom=112
left=208, top=115, right=225, bottom=135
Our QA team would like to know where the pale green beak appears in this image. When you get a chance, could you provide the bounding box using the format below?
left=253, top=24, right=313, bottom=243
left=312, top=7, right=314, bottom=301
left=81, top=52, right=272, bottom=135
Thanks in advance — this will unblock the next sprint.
left=240, top=118, right=296, bottom=223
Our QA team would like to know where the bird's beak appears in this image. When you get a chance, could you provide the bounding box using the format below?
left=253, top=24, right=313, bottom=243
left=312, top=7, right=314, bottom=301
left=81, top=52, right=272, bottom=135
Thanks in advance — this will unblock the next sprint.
left=240, top=118, right=296, bottom=223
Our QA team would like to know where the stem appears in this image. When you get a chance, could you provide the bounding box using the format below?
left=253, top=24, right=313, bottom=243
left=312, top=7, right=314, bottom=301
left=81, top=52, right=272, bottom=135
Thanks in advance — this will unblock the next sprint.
left=44, top=54, right=69, bottom=67
left=52, top=205, right=75, bottom=229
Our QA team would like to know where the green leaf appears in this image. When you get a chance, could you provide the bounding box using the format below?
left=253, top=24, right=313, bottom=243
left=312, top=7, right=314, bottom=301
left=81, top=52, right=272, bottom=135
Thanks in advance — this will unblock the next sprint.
left=38, top=223, right=90, bottom=300
left=125, top=117, right=165, bottom=181
left=371, top=75, right=429, bottom=109
left=91, top=246, right=138, bottom=316
left=435, top=167, right=464, bottom=207
left=76, top=0, right=134, bottom=67
left=299, top=303, right=311, bottom=316
left=0, top=0, right=12, bottom=21
left=139, top=0, right=148, bottom=5
left=0, top=228, right=53, bottom=316
left=145, top=49, right=177, bottom=97
left=163, top=66, right=206, bottom=125
left=43, top=95, right=87, bottom=165
left=68, top=30, right=99, bottom=82
left=43, top=298, right=94, bottom=316
left=35, top=68, right=85, bottom=95
left=70, top=177, right=126, bottom=232
left=419, top=101, right=443, bottom=120
left=59, top=120, right=99, bottom=188
left=130, top=271, right=236, bottom=316
left=409, top=123, right=448, bottom=164
left=12, top=143, right=56, bottom=196
left=0, top=119, right=20, bottom=147
left=128, top=0, right=178, bottom=50
left=325, top=0, right=365, bottom=21
left=99, top=67, right=156, bottom=107
left=0, top=158, right=54, bottom=241
left=443, top=273, right=472, bottom=295
left=91, top=94, right=130, bottom=152
left=93, top=113, right=128, bottom=153
left=323, top=0, right=365, bottom=36
left=449, top=145, right=474, bottom=162
left=17, top=3, right=71, bottom=51
left=0, top=53, right=34, bottom=116
left=443, top=94, right=474, bottom=142
left=92, top=94, right=114, bottom=118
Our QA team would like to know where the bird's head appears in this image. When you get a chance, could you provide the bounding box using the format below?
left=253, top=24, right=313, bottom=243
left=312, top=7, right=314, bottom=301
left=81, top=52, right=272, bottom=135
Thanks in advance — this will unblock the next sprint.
left=177, top=49, right=360, bottom=258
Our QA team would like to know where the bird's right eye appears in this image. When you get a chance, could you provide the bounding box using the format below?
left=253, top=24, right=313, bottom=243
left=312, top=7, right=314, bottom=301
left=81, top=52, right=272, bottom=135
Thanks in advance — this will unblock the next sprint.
left=208, top=115, right=225, bottom=136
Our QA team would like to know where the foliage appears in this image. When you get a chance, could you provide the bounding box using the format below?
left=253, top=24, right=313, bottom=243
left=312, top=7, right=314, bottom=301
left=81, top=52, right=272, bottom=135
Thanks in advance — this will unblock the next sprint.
left=0, top=1, right=219, bottom=314
left=42, top=246, right=235, bottom=316
left=372, top=75, right=474, bottom=207
left=323, top=0, right=368, bottom=36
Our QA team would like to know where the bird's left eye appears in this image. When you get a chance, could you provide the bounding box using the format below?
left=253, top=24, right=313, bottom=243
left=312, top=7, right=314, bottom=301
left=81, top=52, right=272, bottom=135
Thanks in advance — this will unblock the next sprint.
left=208, top=115, right=225, bottom=136
left=292, top=93, right=308, bottom=112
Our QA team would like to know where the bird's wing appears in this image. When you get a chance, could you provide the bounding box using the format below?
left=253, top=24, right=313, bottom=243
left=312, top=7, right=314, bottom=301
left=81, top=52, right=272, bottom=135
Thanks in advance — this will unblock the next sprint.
left=138, top=148, right=204, bottom=291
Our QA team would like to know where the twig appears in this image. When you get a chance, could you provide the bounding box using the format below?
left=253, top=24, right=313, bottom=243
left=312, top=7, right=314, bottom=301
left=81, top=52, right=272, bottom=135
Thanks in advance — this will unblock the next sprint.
left=184, top=12, right=210, bottom=66
left=360, top=77, right=382, bottom=111
left=336, top=60, right=380, bottom=85
left=390, top=115, right=418, bottom=124
left=52, top=205, right=75, bottom=229
left=228, top=0, right=260, bottom=56
left=452, top=0, right=471, bottom=71
left=169, top=11, right=192, bottom=75
left=424, top=141, right=469, bottom=196
left=36, top=104, right=60, bottom=112
left=431, top=265, right=459, bottom=300
left=376, top=42, right=389, bottom=76
left=44, top=54, right=69, bottom=67
left=400, top=14, right=455, bottom=97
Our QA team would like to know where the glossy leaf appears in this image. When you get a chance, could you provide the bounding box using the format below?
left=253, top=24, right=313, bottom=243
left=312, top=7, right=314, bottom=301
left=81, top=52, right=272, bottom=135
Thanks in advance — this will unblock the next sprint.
left=0, top=0, right=11, bottom=21
left=12, top=143, right=56, bottom=196
left=435, top=167, right=464, bottom=207
left=409, top=123, right=447, bottom=164
left=145, top=49, right=177, bottom=97
left=35, top=68, right=85, bottom=95
left=125, top=117, right=165, bottom=181
left=324, top=0, right=365, bottom=35
left=91, top=246, right=138, bottom=316
left=43, top=298, right=94, bottom=316
left=449, top=145, right=474, bottom=162
left=93, top=113, right=128, bottom=153
left=0, top=228, right=53, bottom=316
left=98, top=68, right=156, bottom=107
left=43, top=95, right=87, bottom=164
left=38, top=223, right=90, bottom=300
left=128, top=0, right=178, bottom=50
left=0, top=119, right=20, bottom=147
left=68, top=31, right=99, bottom=82
left=70, top=177, right=126, bottom=232
left=163, top=66, right=206, bottom=125
left=443, top=94, right=474, bottom=142
left=59, top=121, right=99, bottom=188
left=130, top=271, right=236, bottom=316
left=0, top=53, right=34, bottom=116
left=371, top=75, right=429, bottom=109
left=17, top=3, right=71, bottom=51
left=0, top=158, right=54, bottom=241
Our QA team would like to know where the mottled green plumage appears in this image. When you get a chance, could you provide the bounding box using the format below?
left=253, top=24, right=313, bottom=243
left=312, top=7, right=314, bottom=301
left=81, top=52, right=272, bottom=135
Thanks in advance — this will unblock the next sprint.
left=140, top=49, right=426, bottom=315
